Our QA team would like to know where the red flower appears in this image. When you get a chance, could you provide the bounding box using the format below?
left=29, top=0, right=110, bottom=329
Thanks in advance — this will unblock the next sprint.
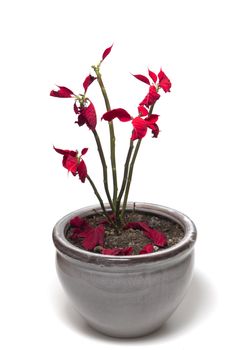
left=74, top=100, right=97, bottom=130
left=158, top=69, right=171, bottom=92
left=124, top=222, right=167, bottom=247
left=131, top=114, right=159, bottom=140
left=79, top=225, right=105, bottom=251
left=53, top=146, right=88, bottom=182
left=139, top=244, right=154, bottom=254
left=50, top=86, right=74, bottom=98
left=102, top=247, right=133, bottom=255
left=102, top=108, right=132, bottom=122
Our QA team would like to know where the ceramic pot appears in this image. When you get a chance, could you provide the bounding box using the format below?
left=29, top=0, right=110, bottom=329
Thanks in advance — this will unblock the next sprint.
left=53, top=202, right=197, bottom=338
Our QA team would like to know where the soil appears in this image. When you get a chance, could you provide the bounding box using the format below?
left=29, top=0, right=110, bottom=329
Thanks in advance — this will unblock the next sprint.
left=66, top=211, right=185, bottom=255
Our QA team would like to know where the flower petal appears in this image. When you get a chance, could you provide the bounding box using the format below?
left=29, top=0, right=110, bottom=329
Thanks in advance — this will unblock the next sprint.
left=158, top=69, right=171, bottom=92
left=132, top=74, right=150, bottom=85
left=102, top=108, right=132, bottom=122
left=81, top=224, right=105, bottom=250
left=50, top=86, right=74, bottom=98
left=83, top=74, right=96, bottom=92
left=139, top=244, right=154, bottom=254
left=53, top=146, right=77, bottom=157
left=81, top=148, right=88, bottom=156
left=148, top=69, right=157, bottom=83
left=63, top=154, right=79, bottom=174
left=140, top=85, right=160, bottom=107
left=77, top=159, right=87, bottom=183
left=76, top=102, right=97, bottom=130
left=74, top=101, right=79, bottom=114
left=131, top=117, right=147, bottom=140
left=138, top=105, right=148, bottom=117
left=102, top=44, right=113, bottom=60
left=124, top=221, right=167, bottom=247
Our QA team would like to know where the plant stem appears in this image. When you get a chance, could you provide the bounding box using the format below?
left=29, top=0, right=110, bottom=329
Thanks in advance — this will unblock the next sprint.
left=115, top=139, right=134, bottom=221
left=86, top=175, right=111, bottom=221
left=120, top=103, right=156, bottom=221
left=120, top=139, right=142, bottom=220
left=93, top=66, right=118, bottom=210
left=92, top=129, right=114, bottom=211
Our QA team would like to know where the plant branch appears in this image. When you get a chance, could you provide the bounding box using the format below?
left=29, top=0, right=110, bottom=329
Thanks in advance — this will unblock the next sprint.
left=115, top=139, right=134, bottom=221
left=93, top=66, right=118, bottom=210
left=92, top=129, right=114, bottom=211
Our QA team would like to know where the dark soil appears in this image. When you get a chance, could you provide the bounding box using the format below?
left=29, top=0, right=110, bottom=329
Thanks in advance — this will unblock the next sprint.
left=66, top=211, right=185, bottom=255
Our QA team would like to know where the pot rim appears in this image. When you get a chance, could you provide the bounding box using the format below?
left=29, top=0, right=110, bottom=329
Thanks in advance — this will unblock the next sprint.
left=53, top=202, right=197, bottom=265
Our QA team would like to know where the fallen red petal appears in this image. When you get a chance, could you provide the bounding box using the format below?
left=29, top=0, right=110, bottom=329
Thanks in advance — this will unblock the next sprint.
left=102, top=44, right=113, bottom=60
left=102, top=247, right=133, bottom=255
left=158, top=69, right=171, bottom=92
left=132, top=74, right=150, bottom=85
left=139, top=244, right=154, bottom=254
left=102, top=108, right=132, bottom=122
left=50, top=86, right=74, bottom=98
left=81, top=225, right=105, bottom=250
left=124, top=221, right=167, bottom=247
left=83, top=75, right=96, bottom=92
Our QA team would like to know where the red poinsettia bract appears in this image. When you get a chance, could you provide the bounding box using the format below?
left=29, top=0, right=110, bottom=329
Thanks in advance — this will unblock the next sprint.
left=139, top=244, right=154, bottom=254
left=131, top=115, right=159, bottom=140
left=124, top=222, right=167, bottom=247
left=50, top=86, right=74, bottom=98
left=74, top=100, right=97, bottom=130
left=53, top=146, right=88, bottom=182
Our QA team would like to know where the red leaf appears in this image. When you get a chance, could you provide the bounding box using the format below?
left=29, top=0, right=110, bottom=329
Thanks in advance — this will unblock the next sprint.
left=53, top=146, right=77, bottom=157
left=81, top=148, right=88, bottom=156
left=50, top=86, right=74, bottom=98
left=102, top=247, right=133, bottom=256
left=102, top=108, right=132, bottom=122
left=76, top=102, right=97, bottom=130
left=158, top=69, right=171, bottom=92
left=54, top=147, right=78, bottom=175
left=131, top=117, right=147, bottom=140
left=74, top=101, right=79, bottom=114
left=124, top=221, right=167, bottom=247
left=102, top=44, right=113, bottom=60
left=150, top=124, right=160, bottom=138
left=140, top=85, right=160, bottom=107
left=148, top=69, right=157, bottom=83
left=69, top=216, right=91, bottom=240
left=77, top=160, right=87, bottom=183
left=132, top=74, right=150, bottom=85
left=81, top=225, right=105, bottom=250
left=138, top=105, right=148, bottom=116
left=83, top=75, right=96, bottom=92
left=139, top=244, right=154, bottom=254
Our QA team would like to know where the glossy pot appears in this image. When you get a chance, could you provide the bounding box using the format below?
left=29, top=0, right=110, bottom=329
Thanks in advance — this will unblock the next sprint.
left=53, top=202, right=197, bottom=338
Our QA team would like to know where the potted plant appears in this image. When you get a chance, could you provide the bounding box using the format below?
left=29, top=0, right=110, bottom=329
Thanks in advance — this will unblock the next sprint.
left=51, top=45, right=197, bottom=338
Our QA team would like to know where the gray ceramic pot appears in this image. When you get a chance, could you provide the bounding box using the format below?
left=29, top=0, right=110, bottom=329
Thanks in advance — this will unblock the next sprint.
left=53, top=202, right=197, bottom=338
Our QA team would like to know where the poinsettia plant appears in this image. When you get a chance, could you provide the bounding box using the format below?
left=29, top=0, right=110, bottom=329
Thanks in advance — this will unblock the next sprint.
left=51, top=45, right=171, bottom=255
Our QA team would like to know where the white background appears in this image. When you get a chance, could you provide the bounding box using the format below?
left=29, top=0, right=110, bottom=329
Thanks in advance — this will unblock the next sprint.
left=1, top=0, right=233, bottom=348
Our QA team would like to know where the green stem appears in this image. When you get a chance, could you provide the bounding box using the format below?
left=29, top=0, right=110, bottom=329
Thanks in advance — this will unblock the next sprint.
left=93, top=66, right=118, bottom=211
left=115, top=139, right=134, bottom=222
left=120, top=103, right=156, bottom=221
left=120, top=139, right=142, bottom=220
left=92, top=129, right=114, bottom=211
left=86, top=175, right=110, bottom=222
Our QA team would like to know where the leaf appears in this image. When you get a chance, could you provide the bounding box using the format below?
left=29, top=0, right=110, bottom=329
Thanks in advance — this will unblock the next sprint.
left=101, top=247, right=133, bottom=255
left=132, top=74, right=150, bottom=85
left=158, top=69, right=171, bottom=92
left=81, top=148, right=88, bottom=156
left=140, top=85, right=160, bottom=107
left=102, top=44, right=113, bottom=60
left=77, top=160, right=87, bottom=183
left=50, top=86, right=74, bottom=98
left=139, top=244, right=154, bottom=254
left=102, top=108, right=132, bottom=122
left=81, top=225, right=105, bottom=250
left=83, top=74, right=96, bottom=92
left=73, top=101, right=79, bottom=114
left=148, top=69, right=157, bottom=83
left=69, top=216, right=91, bottom=240
left=131, top=117, right=148, bottom=140
left=124, top=221, right=167, bottom=247
left=138, top=105, right=148, bottom=116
